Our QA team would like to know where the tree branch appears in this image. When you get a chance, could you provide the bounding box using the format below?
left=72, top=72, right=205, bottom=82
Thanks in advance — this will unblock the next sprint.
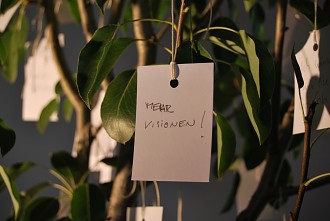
left=290, top=102, right=317, bottom=221
left=106, top=1, right=157, bottom=220
left=109, top=0, right=126, bottom=24
left=268, top=175, right=330, bottom=199
left=131, top=0, right=156, bottom=66
left=77, top=0, right=97, bottom=41
left=43, top=0, right=91, bottom=176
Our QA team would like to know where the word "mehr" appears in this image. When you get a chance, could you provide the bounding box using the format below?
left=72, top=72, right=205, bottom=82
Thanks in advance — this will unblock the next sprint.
left=145, top=102, right=174, bottom=113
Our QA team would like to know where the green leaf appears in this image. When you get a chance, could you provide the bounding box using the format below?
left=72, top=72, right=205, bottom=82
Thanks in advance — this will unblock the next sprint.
left=239, top=67, right=270, bottom=144
left=252, top=36, right=275, bottom=104
left=37, top=98, right=59, bottom=133
left=101, top=157, right=118, bottom=167
left=290, top=0, right=330, bottom=29
left=0, top=118, right=16, bottom=156
left=67, top=0, right=81, bottom=23
left=24, top=197, right=59, bottom=221
left=62, top=97, right=74, bottom=122
left=0, top=0, right=20, bottom=14
left=0, top=38, right=7, bottom=65
left=291, top=44, right=304, bottom=88
left=95, top=0, right=109, bottom=14
left=0, top=166, right=20, bottom=219
left=0, top=162, right=35, bottom=192
left=209, top=36, right=245, bottom=56
left=101, top=69, right=137, bottom=144
left=77, top=25, right=134, bottom=108
left=215, top=113, right=236, bottom=177
left=51, top=151, right=79, bottom=179
left=149, top=0, right=171, bottom=20
left=249, top=3, right=265, bottom=40
left=243, top=0, right=256, bottom=12
left=239, top=30, right=260, bottom=98
left=71, top=184, right=106, bottom=221
left=175, top=40, right=213, bottom=63
left=221, top=172, right=240, bottom=213
left=1, top=13, right=28, bottom=83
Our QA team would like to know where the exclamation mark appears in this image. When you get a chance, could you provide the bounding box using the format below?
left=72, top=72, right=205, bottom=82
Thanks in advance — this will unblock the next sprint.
left=201, top=111, right=206, bottom=138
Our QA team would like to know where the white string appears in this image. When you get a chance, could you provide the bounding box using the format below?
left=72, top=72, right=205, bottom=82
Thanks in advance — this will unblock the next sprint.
left=140, top=181, right=146, bottom=220
left=153, top=181, right=161, bottom=207
left=170, top=0, right=185, bottom=80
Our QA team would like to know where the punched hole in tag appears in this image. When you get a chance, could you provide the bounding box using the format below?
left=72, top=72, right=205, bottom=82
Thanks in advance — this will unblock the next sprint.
left=170, top=79, right=179, bottom=88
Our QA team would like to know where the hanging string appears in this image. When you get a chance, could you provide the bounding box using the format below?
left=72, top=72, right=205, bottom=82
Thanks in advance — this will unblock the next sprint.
left=313, top=0, right=318, bottom=51
left=140, top=181, right=146, bottom=221
left=170, top=0, right=185, bottom=80
left=202, top=0, right=214, bottom=40
left=153, top=181, right=161, bottom=207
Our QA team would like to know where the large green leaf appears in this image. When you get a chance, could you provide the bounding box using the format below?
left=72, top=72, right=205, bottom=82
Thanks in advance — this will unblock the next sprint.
left=71, top=184, right=106, bottom=221
left=77, top=25, right=134, bottom=108
left=0, top=0, right=20, bottom=14
left=252, top=36, right=275, bottom=104
left=1, top=13, right=28, bottom=83
left=216, top=114, right=236, bottom=177
left=239, top=67, right=270, bottom=144
left=101, top=69, right=137, bottom=144
left=0, top=166, right=20, bottom=219
left=239, top=30, right=260, bottom=98
left=37, top=98, right=59, bottom=133
left=24, top=197, right=59, bottom=221
left=0, top=118, right=16, bottom=156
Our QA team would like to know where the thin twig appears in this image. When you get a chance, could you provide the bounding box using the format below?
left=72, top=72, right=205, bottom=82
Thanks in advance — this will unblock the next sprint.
left=290, top=102, right=317, bottom=221
left=77, top=0, right=97, bottom=41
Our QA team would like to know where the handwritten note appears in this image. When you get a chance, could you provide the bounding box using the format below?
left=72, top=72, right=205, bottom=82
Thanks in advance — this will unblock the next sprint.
left=22, top=37, right=63, bottom=121
left=126, top=207, right=163, bottom=221
left=89, top=90, right=118, bottom=183
left=293, top=25, right=330, bottom=134
left=132, top=63, right=214, bottom=182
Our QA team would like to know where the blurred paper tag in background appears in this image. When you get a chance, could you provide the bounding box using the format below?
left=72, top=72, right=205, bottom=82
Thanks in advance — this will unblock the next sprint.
left=132, top=63, right=214, bottom=182
left=126, top=207, right=163, bottom=221
left=293, top=26, right=330, bottom=134
left=22, top=35, right=64, bottom=121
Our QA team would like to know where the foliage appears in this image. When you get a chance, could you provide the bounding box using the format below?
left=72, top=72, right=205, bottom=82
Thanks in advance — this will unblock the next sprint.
left=0, top=0, right=330, bottom=220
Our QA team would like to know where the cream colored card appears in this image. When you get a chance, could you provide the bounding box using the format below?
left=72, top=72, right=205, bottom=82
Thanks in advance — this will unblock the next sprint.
left=0, top=2, right=20, bottom=32
left=126, top=207, right=163, bottom=221
left=132, top=63, right=214, bottom=182
left=293, top=26, right=330, bottom=134
left=22, top=36, right=63, bottom=121
left=89, top=90, right=118, bottom=183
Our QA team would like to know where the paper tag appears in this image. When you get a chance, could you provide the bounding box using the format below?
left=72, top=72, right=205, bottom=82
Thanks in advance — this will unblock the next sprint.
left=126, top=207, right=163, bottom=221
left=293, top=26, right=330, bottom=134
left=89, top=90, right=118, bottom=183
left=22, top=36, right=63, bottom=121
left=132, top=63, right=214, bottom=182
